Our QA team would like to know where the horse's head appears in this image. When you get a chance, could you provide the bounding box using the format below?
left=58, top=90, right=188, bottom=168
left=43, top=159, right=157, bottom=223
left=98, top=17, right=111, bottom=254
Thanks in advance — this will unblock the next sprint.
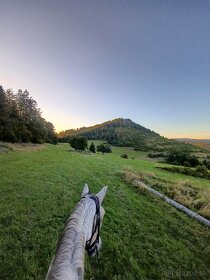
left=81, top=184, right=107, bottom=257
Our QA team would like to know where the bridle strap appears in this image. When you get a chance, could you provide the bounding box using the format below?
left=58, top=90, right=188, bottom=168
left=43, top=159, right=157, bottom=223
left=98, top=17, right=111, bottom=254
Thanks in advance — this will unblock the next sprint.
left=85, top=195, right=100, bottom=256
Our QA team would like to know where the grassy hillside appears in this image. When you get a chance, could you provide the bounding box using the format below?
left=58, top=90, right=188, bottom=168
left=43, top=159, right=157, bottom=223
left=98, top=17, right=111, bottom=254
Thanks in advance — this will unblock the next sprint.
left=58, top=118, right=200, bottom=152
left=0, top=143, right=210, bottom=280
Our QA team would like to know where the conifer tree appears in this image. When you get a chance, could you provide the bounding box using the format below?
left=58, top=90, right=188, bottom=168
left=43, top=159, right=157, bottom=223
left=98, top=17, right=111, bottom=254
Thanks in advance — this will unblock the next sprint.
left=0, top=85, right=57, bottom=143
left=89, top=142, right=96, bottom=153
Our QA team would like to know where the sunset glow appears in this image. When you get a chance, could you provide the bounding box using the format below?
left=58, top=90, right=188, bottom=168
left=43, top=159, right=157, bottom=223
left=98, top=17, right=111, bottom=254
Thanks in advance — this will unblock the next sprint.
left=1, top=1, right=209, bottom=139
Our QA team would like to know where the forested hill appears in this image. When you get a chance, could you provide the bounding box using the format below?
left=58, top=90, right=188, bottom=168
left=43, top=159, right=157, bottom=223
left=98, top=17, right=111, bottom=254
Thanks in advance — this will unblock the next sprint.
left=0, top=85, right=57, bottom=144
left=58, top=118, right=199, bottom=152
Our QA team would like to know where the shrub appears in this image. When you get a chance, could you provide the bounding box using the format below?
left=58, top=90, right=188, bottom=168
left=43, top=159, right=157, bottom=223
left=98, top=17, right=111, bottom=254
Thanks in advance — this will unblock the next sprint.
left=183, top=161, right=190, bottom=167
left=195, top=165, right=208, bottom=175
left=97, top=144, right=112, bottom=154
left=158, top=165, right=210, bottom=180
left=165, top=151, right=199, bottom=167
left=69, top=136, right=88, bottom=151
left=148, top=152, right=165, bottom=158
left=203, top=160, right=210, bottom=170
left=121, top=154, right=128, bottom=159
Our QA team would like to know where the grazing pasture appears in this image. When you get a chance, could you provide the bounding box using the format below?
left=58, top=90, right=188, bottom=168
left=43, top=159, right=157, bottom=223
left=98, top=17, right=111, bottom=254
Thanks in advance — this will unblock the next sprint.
left=0, top=143, right=210, bottom=279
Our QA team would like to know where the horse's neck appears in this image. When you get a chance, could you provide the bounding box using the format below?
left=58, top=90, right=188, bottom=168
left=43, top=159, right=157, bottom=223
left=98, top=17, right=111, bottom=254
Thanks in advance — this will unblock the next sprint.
left=46, top=197, right=96, bottom=280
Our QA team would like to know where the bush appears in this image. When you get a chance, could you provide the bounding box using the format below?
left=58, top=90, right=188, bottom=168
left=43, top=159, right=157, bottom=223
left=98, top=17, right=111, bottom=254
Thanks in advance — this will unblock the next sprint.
left=158, top=165, right=210, bottom=180
left=121, top=154, right=128, bottom=159
left=183, top=161, right=191, bottom=167
left=69, top=136, right=88, bottom=151
left=165, top=151, right=199, bottom=167
left=195, top=165, right=208, bottom=175
left=148, top=152, right=165, bottom=158
left=97, top=144, right=112, bottom=154
left=203, top=160, right=210, bottom=170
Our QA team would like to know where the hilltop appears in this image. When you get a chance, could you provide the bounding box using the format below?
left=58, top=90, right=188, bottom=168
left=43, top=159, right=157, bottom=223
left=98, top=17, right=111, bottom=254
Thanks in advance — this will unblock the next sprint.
left=58, top=118, right=200, bottom=152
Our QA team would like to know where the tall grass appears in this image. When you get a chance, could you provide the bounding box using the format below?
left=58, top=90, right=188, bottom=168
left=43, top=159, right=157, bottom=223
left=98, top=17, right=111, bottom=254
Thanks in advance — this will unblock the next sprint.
left=123, top=168, right=210, bottom=219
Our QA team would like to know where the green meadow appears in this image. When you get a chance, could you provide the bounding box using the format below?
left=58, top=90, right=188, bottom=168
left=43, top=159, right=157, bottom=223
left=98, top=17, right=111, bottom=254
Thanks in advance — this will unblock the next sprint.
left=0, top=143, right=210, bottom=280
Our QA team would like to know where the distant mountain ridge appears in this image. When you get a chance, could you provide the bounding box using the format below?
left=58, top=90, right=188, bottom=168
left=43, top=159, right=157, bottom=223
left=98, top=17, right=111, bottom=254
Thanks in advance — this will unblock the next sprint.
left=58, top=118, right=200, bottom=152
left=175, top=138, right=210, bottom=149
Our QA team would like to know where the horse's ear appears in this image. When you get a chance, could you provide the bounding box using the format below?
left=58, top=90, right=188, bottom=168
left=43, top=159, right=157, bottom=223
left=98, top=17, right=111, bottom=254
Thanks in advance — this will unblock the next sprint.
left=81, top=183, right=89, bottom=197
left=96, top=186, right=108, bottom=204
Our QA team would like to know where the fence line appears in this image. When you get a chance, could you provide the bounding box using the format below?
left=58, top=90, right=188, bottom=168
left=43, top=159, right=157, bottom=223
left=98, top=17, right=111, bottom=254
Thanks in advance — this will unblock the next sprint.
left=134, top=180, right=210, bottom=228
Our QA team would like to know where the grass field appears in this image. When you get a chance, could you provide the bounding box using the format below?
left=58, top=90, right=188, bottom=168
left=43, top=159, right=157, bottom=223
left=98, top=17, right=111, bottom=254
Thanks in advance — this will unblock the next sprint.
left=0, top=143, right=210, bottom=280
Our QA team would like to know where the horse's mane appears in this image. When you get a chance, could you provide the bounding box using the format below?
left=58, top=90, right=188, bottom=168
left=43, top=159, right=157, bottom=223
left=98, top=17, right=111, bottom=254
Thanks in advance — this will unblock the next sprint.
left=46, top=198, right=88, bottom=280
left=46, top=185, right=107, bottom=280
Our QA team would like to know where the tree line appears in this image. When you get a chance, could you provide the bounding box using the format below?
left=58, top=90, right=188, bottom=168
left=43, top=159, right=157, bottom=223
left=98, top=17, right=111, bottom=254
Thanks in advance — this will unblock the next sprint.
left=164, top=151, right=210, bottom=170
left=0, top=85, right=57, bottom=144
left=69, top=136, right=112, bottom=154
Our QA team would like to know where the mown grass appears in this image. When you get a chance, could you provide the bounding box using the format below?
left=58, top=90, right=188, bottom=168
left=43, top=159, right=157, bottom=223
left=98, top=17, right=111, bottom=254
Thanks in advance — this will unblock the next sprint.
left=0, top=143, right=210, bottom=280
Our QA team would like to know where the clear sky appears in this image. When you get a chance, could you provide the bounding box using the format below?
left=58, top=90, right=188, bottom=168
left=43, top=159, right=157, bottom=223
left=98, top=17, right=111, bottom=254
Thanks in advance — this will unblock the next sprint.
left=1, top=0, right=210, bottom=138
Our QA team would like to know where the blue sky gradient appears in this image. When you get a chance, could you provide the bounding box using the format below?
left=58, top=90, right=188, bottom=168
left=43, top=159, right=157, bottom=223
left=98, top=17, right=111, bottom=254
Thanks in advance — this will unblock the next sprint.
left=1, top=0, right=210, bottom=138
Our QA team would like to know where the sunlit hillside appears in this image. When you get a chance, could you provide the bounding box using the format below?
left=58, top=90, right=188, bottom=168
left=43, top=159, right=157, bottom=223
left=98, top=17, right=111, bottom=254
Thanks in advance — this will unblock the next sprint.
left=58, top=118, right=202, bottom=153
